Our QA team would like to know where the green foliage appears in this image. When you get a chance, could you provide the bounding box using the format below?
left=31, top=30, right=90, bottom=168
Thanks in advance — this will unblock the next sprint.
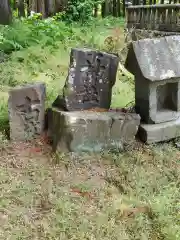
left=63, top=0, right=101, bottom=23
left=0, top=17, right=74, bottom=54
left=0, top=15, right=124, bottom=55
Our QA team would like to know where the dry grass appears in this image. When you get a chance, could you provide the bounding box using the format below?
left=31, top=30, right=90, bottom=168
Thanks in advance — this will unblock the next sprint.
left=0, top=139, right=179, bottom=239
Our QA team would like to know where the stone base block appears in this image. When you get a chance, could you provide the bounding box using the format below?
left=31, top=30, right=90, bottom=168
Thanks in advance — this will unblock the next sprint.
left=49, top=108, right=140, bottom=153
left=138, top=118, right=180, bottom=144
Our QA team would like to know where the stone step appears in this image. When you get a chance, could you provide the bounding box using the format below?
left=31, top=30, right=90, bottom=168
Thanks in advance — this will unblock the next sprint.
left=138, top=118, right=180, bottom=144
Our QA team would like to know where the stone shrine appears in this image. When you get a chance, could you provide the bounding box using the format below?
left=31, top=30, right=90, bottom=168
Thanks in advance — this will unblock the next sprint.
left=125, top=36, right=180, bottom=143
left=8, top=83, right=46, bottom=141
left=53, top=48, right=119, bottom=111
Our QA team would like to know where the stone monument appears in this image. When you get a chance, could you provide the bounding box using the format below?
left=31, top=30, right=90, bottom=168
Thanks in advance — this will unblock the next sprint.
left=125, top=35, right=180, bottom=143
left=48, top=48, right=141, bottom=153
left=8, top=83, right=46, bottom=141
left=53, top=48, right=119, bottom=111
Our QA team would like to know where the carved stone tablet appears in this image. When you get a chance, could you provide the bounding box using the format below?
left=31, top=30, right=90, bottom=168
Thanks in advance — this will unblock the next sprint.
left=54, top=48, right=119, bottom=111
left=8, top=83, right=46, bottom=141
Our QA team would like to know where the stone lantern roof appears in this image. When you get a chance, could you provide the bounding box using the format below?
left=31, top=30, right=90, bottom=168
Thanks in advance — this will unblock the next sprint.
left=125, top=36, right=180, bottom=82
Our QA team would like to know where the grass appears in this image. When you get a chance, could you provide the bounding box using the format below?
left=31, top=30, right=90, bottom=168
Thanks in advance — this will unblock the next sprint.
left=0, top=141, right=179, bottom=239
left=0, top=16, right=179, bottom=239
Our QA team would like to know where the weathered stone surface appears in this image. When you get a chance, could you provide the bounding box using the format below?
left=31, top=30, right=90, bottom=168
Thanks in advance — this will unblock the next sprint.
left=123, top=30, right=179, bottom=65
left=125, top=29, right=179, bottom=43
left=125, top=36, right=180, bottom=124
left=49, top=108, right=140, bottom=153
left=54, top=48, right=119, bottom=111
left=138, top=118, right=180, bottom=144
left=126, top=36, right=180, bottom=81
left=8, top=83, right=46, bottom=141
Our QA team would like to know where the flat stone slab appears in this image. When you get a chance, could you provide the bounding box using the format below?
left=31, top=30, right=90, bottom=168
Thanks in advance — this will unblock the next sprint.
left=8, top=83, right=46, bottom=141
left=138, top=118, right=180, bottom=144
left=49, top=108, right=140, bottom=153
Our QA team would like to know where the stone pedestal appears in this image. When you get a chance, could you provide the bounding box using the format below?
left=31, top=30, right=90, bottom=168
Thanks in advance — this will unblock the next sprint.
left=8, top=83, right=46, bottom=141
left=53, top=48, right=119, bottom=111
left=48, top=108, right=140, bottom=153
left=138, top=118, right=180, bottom=144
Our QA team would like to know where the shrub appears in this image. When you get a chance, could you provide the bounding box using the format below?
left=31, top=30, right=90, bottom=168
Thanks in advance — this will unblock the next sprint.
left=63, top=0, right=100, bottom=23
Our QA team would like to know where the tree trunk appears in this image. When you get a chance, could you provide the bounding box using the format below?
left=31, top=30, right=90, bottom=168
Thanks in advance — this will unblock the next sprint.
left=113, top=0, right=117, bottom=17
left=0, top=0, right=12, bottom=25
left=13, top=0, right=17, bottom=10
left=108, top=1, right=112, bottom=16
left=27, top=0, right=30, bottom=16
left=37, top=0, right=46, bottom=18
left=55, top=0, right=67, bottom=12
left=94, top=3, right=98, bottom=17
left=101, top=0, right=109, bottom=17
left=29, top=0, right=65, bottom=17
left=45, top=0, right=56, bottom=17
left=122, top=0, right=125, bottom=17
left=29, top=0, right=45, bottom=17
left=117, top=0, right=121, bottom=17
left=29, top=0, right=38, bottom=13
left=17, top=0, right=25, bottom=17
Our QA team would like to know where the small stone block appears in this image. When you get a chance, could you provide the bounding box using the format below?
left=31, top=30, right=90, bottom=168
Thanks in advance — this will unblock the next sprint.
left=8, top=82, right=46, bottom=141
left=49, top=108, right=140, bottom=153
left=138, top=118, right=180, bottom=144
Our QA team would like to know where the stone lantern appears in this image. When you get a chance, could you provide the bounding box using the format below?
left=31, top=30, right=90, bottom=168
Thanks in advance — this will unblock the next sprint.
left=125, top=36, right=180, bottom=143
